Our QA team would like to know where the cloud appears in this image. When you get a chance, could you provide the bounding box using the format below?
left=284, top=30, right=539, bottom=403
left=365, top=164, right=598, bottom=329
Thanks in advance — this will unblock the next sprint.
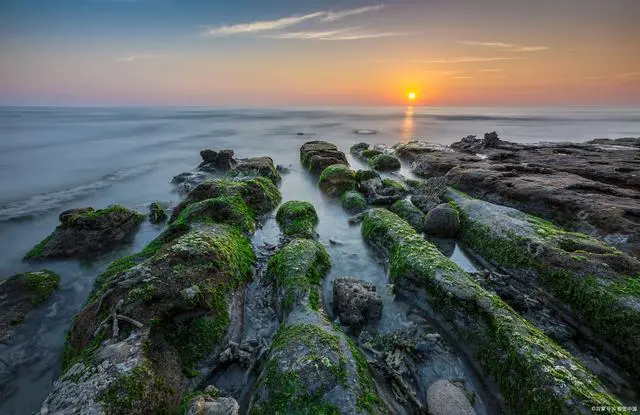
left=417, top=57, right=518, bottom=64
left=204, top=5, right=384, bottom=36
left=264, top=25, right=405, bottom=41
left=459, top=41, right=549, bottom=52
left=116, top=54, right=162, bottom=63
left=480, top=68, right=504, bottom=72
left=616, top=71, right=640, bottom=78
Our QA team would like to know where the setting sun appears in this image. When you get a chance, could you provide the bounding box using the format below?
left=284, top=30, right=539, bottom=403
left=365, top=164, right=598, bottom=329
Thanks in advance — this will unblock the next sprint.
left=408, top=92, right=416, bottom=100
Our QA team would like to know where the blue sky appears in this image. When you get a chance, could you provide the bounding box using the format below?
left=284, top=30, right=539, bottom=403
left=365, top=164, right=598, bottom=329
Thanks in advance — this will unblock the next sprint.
left=1, top=0, right=639, bottom=106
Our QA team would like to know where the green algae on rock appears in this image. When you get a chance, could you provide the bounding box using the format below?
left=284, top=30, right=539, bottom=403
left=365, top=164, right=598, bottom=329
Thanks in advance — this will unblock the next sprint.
left=447, top=188, right=640, bottom=379
left=24, top=205, right=144, bottom=260
left=368, top=154, right=401, bottom=171
left=0, top=270, right=60, bottom=341
left=148, top=202, right=167, bottom=224
left=319, top=164, right=356, bottom=197
left=174, top=195, right=256, bottom=233
left=229, top=156, right=282, bottom=185
left=300, top=141, right=349, bottom=174
left=389, top=199, right=425, bottom=232
left=341, top=191, right=367, bottom=214
left=360, top=208, right=624, bottom=414
left=170, top=176, right=281, bottom=221
left=275, top=200, right=319, bottom=239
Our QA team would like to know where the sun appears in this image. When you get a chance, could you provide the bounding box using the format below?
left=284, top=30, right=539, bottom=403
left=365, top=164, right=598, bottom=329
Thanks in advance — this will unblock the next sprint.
left=408, top=92, right=416, bottom=101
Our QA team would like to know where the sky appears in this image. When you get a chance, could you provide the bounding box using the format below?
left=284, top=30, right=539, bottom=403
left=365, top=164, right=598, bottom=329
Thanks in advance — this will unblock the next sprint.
left=0, top=0, right=639, bottom=106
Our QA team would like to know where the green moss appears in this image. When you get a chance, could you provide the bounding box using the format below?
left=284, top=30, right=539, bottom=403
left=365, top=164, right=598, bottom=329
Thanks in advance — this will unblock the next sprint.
left=177, top=389, right=220, bottom=415
left=345, top=337, right=385, bottom=413
left=341, top=191, right=367, bottom=213
left=318, top=164, right=356, bottom=197
left=24, top=270, right=60, bottom=305
left=267, top=239, right=330, bottom=314
left=368, top=154, right=400, bottom=171
left=24, top=234, right=53, bottom=259
left=361, top=149, right=383, bottom=158
left=62, top=329, right=107, bottom=372
left=175, top=195, right=255, bottom=233
left=276, top=201, right=319, bottom=238
left=355, top=169, right=380, bottom=183
left=127, top=283, right=156, bottom=303
left=381, top=178, right=406, bottom=192
left=169, top=314, right=229, bottom=373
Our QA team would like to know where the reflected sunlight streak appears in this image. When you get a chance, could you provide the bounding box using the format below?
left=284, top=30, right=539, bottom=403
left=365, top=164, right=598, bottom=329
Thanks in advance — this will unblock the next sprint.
left=402, top=105, right=414, bottom=142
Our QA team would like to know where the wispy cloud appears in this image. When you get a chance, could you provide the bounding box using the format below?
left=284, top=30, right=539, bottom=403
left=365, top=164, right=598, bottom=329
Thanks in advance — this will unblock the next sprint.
left=116, top=54, right=162, bottom=63
left=459, top=41, right=549, bottom=52
left=480, top=68, right=504, bottom=72
left=268, top=28, right=405, bottom=41
left=616, top=71, right=640, bottom=78
left=416, top=57, right=518, bottom=64
left=205, top=5, right=384, bottom=36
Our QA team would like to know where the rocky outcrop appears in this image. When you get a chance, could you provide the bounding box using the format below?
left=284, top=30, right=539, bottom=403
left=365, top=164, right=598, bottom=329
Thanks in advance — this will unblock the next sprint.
left=426, top=380, right=475, bottom=415
left=0, top=270, right=60, bottom=341
left=393, top=141, right=452, bottom=162
left=41, top=172, right=281, bottom=414
left=199, top=149, right=236, bottom=171
left=389, top=199, right=425, bottom=232
left=24, top=205, right=144, bottom=260
left=249, top=203, right=386, bottom=414
left=357, top=176, right=407, bottom=206
left=448, top=189, right=640, bottom=379
left=300, top=141, right=349, bottom=174
left=450, top=132, right=504, bottom=153
left=405, top=136, right=640, bottom=256
left=183, top=388, right=239, bottom=415
left=424, top=203, right=460, bottom=238
left=275, top=201, right=318, bottom=239
left=360, top=208, right=623, bottom=413
left=332, top=277, right=382, bottom=328
left=230, top=156, right=281, bottom=185
left=318, top=164, right=356, bottom=197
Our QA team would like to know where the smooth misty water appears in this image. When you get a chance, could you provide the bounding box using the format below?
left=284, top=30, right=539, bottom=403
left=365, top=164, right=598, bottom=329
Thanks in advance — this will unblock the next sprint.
left=0, top=106, right=638, bottom=414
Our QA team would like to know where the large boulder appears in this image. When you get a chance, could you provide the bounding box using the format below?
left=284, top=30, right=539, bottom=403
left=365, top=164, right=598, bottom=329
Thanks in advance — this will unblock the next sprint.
left=368, top=154, right=401, bottom=171
left=275, top=201, right=318, bottom=239
left=0, top=270, right=60, bottom=341
left=230, top=156, right=281, bottom=185
left=424, top=203, right=460, bottom=238
left=426, top=380, right=475, bottom=415
left=390, top=199, right=426, bottom=232
left=318, top=164, right=356, bottom=197
left=300, top=141, right=348, bottom=174
left=332, top=277, right=382, bottom=328
left=25, top=205, right=144, bottom=260
left=199, top=149, right=236, bottom=171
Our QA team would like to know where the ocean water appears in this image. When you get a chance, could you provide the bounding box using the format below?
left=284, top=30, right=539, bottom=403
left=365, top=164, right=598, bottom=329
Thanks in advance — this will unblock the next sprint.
left=0, top=105, right=638, bottom=414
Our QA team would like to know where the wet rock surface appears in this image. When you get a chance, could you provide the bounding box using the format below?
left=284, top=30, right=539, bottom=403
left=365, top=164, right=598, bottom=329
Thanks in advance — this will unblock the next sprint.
left=426, top=380, right=475, bottom=415
left=333, top=277, right=382, bottom=328
left=25, top=205, right=144, bottom=260
left=300, top=141, right=349, bottom=174
left=424, top=203, right=460, bottom=238
left=199, top=149, right=236, bottom=171
left=405, top=134, right=640, bottom=257
left=318, top=164, right=356, bottom=197
left=148, top=201, right=168, bottom=224
left=230, top=157, right=281, bottom=185
left=0, top=270, right=60, bottom=342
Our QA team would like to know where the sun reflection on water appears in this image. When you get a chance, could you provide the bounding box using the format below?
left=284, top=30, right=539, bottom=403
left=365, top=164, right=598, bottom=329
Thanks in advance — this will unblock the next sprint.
left=402, top=105, right=414, bottom=142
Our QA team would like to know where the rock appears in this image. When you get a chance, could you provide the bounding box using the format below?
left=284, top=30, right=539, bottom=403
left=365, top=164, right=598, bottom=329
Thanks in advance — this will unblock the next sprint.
left=410, top=194, right=441, bottom=214
left=318, top=164, right=356, bottom=197
left=355, top=169, right=380, bottom=183
left=394, top=141, right=453, bottom=162
left=275, top=201, right=318, bottom=238
left=360, top=208, right=623, bottom=413
left=174, top=195, right=256, bottom=233
left=586, top=137, right=640, bottom=147
left=199, top=149, right=235, bottom=171
left=390, top=199, right=426, bottom=232
left=424, top=204, right=460, bottom=238
left=24, top=205, right=144, bottom=260
left=369, top=154, right=401, bottom=171
left=332, top=277, right=382, bottom=327
left=148, top=202, right=167, bottom=224
left=230, top=156, right=281, bottom=185
left=59, top=207, right=94, bottom=224
left=340, top=190, right=366, bottom=213
left=276, top=164, right=291, bottom=174
left=171, top=177, right=281, bottom=222
left=449, top=190, right=640, bottom=378
left=300, top=141, right=349, bottom=174
left=450, top=132, right=507, bottom=153
left=0, top=270, right=60, bottom=341
left=426, top=380, right=475, bottom=415
left=349, top=142, right=370, bottom=155
left=171, top=171, right=212, bottom=194
left=186, top=395, right=239, bottom=415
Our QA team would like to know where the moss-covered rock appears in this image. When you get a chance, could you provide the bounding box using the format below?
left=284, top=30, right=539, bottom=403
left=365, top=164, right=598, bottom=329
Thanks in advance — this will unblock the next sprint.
left=361, top=208, right=624, bottom=414
left=229, top=156, right=281, bottom=185
left=175, top=196, right=255, bottom=233
left=341, top=191, right=367, bottom=214
left=300, top=141, right=349, bottom=174
left=355, top=169, right=380, bottom=184
left=389, top=199, right=425, bottom=232
left=368, top=154, right=400, bottom=171
left=25, top=205, right=144, bottom=260
left=148, top=202, right=167, bottom=224
left=0, top=270, right=60, bottom=341
left=170, top=177, right=281, bottom=222
left=276, top=201, right=319, bottom=239
left=447, top=189, right=640, bottom=379
left=319, top=164, right=356, bottom=197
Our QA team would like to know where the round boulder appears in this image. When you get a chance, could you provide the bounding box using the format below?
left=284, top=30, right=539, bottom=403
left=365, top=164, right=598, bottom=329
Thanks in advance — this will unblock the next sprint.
left=318, top=164, right=356, bottom=197
left=333, top=277, right=382, bottom=328
left=368, top=154, right=401, bottom=171
left=341, top=191, right=366, bottom=214
left=425, top=203, right=460, bottom=238
left=276, top=200, right=319, bottom=238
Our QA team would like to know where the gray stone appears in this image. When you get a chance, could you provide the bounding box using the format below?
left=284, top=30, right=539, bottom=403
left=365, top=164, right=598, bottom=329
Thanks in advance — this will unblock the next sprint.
left=186, top=396, right=239, bottom=415
left=424, top=204, right=460, bottom=238
left=426, top=380, right=475, bottom=415
left=333, top=277, right=382, bottom=327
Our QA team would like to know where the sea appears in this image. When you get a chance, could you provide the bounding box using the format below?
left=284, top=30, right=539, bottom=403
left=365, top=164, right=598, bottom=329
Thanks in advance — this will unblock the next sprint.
left=0, top=105, right=638, bottom=414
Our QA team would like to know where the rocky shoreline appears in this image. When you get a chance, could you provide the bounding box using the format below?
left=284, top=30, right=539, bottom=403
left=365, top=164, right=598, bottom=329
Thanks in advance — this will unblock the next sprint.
left=2, top=133, right=638, bottom=414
